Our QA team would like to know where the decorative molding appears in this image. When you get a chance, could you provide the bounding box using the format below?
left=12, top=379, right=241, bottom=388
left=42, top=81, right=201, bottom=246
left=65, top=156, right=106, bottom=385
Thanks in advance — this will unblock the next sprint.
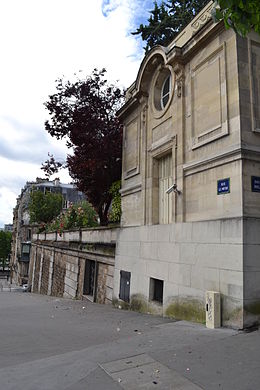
left=150, top=134, right=175, bottom=153
left=191, top=3, right=214, bottom=33
left=173, top=63, right=185, bottom=98
left=183, top=147, right=243, bottom=176
left=151, top=116, right=173, bottom=145
left=123, top=116, right=140, bottom=179
left=190, top=43, right=229, bottom=149
left=120, top=183, right=142, bottom=197
left=248, top=38, right=260, bottom=133
left=150, top=134, right=177, bottom=158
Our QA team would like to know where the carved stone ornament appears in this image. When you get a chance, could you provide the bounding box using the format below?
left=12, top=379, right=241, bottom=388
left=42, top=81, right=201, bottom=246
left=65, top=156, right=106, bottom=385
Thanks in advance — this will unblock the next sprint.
left=173, top=63, right=185, bottom=98
left=191, top=3, right=214, bottom=32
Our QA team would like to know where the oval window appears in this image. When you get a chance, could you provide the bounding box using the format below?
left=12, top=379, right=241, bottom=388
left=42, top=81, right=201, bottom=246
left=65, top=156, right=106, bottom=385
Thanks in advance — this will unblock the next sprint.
left=153, top=68, right=173, bottom=114
left=161, top=75, right=171, bottom=109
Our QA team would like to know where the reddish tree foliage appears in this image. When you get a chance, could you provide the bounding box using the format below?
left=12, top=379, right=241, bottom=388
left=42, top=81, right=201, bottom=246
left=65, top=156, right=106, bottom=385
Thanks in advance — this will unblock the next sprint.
left=43, top=69, right=124, bottom=225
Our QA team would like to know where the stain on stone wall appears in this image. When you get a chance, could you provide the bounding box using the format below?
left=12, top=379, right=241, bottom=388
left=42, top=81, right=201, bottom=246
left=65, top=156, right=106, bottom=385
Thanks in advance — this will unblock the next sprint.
left=40, top=249, right=51, bottom=295
left=33, top=248, right=41, bottom=292
left=51, top=252, right=66, bottom=297
left=96, top=263, right=108, bottom=304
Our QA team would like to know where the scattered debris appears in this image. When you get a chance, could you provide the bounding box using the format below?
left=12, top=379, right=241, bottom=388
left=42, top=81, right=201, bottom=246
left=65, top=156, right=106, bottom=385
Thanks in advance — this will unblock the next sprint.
left=117, top=327, right=121, bottom=332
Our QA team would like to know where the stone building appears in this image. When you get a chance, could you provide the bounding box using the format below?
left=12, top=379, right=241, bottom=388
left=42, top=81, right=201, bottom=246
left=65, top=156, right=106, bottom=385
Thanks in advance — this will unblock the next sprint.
left=10, top=178, right=84, bottom=285
left=114, top=2, right=260, bottom=328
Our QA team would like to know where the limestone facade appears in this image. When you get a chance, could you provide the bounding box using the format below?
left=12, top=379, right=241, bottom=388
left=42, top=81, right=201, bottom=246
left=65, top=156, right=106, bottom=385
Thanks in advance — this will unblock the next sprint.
left=115, top=2, right=260, bottom=328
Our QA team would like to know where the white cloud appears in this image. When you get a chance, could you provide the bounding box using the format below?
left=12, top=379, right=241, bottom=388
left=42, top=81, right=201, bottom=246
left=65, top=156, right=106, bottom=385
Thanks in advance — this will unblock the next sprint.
left=0, top=0, right=153, bottom=226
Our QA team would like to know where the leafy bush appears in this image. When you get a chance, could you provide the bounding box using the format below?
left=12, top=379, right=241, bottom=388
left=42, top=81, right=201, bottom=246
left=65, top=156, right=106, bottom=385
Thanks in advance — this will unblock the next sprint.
left=109, top=180, right=121, bottom=223
left=46, top=200, right=98, bottom=234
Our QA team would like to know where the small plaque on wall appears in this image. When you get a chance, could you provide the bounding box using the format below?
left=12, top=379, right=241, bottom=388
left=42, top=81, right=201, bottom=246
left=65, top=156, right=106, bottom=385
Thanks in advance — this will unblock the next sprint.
left=217, top=178, right=230, bottom=195
left=252, top=176, right=260, bottom=192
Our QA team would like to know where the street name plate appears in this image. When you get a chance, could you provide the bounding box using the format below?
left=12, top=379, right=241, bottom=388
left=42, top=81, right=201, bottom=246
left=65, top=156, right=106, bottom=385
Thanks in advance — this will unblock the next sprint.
left=252, top=176, right=260, bottom=193
left=217, top=178, right=230, bottom=195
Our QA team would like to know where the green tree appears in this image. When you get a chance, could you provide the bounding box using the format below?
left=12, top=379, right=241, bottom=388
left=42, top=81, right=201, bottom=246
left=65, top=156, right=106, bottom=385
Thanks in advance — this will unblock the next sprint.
left=0, top=231, right=12, bottom=264
left=132, top=0, right=208, bottom=52
left=213, top=0, right=260, bottom=36
left=29, top=190, right=63, bottom=225
left=133, top=1, right=260, bottom=53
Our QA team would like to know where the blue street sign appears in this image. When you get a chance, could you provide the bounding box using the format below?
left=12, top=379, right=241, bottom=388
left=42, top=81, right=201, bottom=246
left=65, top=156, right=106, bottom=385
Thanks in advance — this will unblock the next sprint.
left=217, top=178, right=230, bottom=195
left=252, top=176, right=260, bottom=193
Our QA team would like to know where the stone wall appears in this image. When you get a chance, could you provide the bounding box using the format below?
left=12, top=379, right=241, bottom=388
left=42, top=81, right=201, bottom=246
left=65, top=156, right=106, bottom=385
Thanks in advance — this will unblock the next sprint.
left=29, top=227, right=118, bottom=304
left=113, top=218, right=256, bottom=329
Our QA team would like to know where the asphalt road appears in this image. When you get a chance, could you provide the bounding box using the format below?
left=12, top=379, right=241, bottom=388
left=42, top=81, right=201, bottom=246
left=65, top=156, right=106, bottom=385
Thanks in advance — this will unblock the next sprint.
left=0, top=291, right=259, bottom=390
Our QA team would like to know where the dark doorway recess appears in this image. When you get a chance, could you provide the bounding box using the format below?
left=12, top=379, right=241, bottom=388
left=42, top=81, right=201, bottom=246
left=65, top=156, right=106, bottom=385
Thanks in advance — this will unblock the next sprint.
left=83, top=260, right=97, bottom=300
left=149, top=277, right=164, bottom=304
left=119, top=270, right=131, bottom=302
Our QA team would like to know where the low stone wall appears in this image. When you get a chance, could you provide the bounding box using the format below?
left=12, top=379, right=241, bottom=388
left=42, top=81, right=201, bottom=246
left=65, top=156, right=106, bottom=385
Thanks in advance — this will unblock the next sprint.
left=29, top=227, right=119, bottom=303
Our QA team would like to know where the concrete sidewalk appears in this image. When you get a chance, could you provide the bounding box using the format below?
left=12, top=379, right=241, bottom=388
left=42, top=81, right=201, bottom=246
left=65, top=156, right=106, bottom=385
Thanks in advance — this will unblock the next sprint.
left=0, top=292, right=259, bottom=389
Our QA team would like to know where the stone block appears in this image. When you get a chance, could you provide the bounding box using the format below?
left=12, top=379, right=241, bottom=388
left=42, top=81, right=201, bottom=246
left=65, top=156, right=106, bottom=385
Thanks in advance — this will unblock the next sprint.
left=196, top=243, right=242, bottom=271
left=65, top=270, right=78, bottom=282
left=68, top=231, right=80, bottom=241
left=140, top=242, right=158, bottom=260
left=116, top=241, right=140, bottom=258
left=219, top=269, right=243, bottom=299
left=130, top=274, right=149, bottom=297
left=146, top=259, right=169, bottom=281
left=163, top=282, right=179, bottom=302
left=146, top=225, right=158, bottom=242
left=156, top=224, right=171, bottom=242
left=46, top=232, right=56, bottom=241
left=106, top=275, right=114, bottom=289
left=168, top=263, right=191, bottom=286
left=106, top=286, right=113, bottom=301
left=191, top=221, right=221, bottom=244
left=170, top=222, right=192, bottom=243
left=244, top=271, right=260, bottom=300
left=244, top=219, right=260, bottom=245
left=178, top=285, right=204, bottom=300
left=220, top=218, right=243, bottom=244
left=107, top=265, right=114, bottom=276
left=157, top=242, right=180, bottom=262
left=119, top=227, right=140, bottom=242
left=179, top=243, right=198, bottom=265
left=64, top=276, right=77, bottom=290
left=244, top=244, right=260, bottom=269
left=63, top=284, right=76, bottom=298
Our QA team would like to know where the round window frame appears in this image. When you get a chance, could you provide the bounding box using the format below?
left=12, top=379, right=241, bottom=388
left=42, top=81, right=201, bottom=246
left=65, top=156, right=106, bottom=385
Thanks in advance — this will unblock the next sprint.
left=152, top=66, right=175, bottom=119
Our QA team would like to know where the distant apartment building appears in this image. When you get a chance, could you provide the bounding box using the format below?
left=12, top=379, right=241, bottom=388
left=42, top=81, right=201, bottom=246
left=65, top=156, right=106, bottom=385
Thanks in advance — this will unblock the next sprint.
left=10, top=178, right=84, bottom=285
left=4, top=224, right=13, bottom=232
